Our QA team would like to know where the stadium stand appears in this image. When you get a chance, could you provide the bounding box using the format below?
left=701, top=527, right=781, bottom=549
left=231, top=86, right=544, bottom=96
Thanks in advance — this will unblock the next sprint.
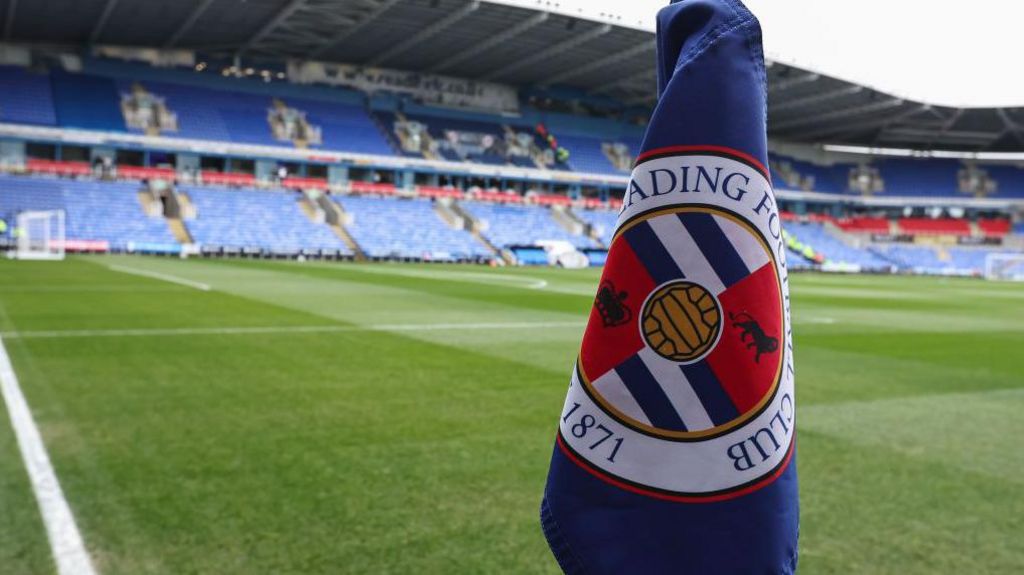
left=0, top=66, right=57, bottom=125
left=294, top=99, right=392, bottom=156
left=784, top=221, right=893, bottom=269
left=52, top=71, right=125, bottom=131
left=334, top=195, right=487, bottom=260
left=879, top=158, right=961, bottom=197
left=575, top=208, right=618, bottom=245
left=558, top=135, right=631, bottom=175
left=0, top=55, right=1020, bottom=272
left=0, top=175, right=176, bottom=249
left=183, top=186, right=348, bottom=254
left=461, top=201, right=597, bottom=250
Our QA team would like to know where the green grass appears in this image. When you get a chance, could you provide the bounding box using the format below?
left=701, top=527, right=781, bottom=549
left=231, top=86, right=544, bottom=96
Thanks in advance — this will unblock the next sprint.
left=0, top=256, right=1022, bottom=574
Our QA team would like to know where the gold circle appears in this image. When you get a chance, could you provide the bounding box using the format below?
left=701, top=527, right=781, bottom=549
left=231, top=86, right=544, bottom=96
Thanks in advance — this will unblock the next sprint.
left=641, top=281, right=721, bottom=362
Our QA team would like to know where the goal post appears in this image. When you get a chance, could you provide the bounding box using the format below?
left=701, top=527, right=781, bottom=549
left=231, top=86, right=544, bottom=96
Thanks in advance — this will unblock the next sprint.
left=13, top=210, right=65, bottom=261
left=984, top=252, right=1024, bottom=281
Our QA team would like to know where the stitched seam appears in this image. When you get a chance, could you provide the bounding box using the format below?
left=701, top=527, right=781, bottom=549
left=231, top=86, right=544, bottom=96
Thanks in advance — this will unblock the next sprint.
left=540, top=497, right=590, bottom=575
left=674, top=12, right=756, bottom=75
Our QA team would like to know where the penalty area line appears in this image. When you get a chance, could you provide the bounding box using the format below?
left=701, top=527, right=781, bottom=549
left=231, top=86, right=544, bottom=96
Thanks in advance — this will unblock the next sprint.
left=0, top=334, right=97, bottom=575
left=107, top=264, right=211, bottom=291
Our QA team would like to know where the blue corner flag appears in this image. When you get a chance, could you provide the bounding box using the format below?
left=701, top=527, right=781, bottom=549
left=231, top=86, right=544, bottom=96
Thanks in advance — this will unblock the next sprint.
left=540, top=1, right=799, bottom=573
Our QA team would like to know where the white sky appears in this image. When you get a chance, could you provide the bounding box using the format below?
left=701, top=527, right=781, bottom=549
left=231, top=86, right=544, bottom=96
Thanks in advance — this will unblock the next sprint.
left=490, top=0, right=1024, bottom=108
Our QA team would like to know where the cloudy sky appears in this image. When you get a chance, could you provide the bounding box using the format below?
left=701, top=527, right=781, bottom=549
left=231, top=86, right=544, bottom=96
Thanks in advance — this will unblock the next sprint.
left=490, top=0, right=1022, bottom=108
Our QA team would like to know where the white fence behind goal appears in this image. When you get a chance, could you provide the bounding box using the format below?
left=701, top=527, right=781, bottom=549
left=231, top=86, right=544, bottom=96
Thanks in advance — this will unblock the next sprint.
left=984, top=253, right=1024, bottom=281
left=14, top=210, right=65, bottom=261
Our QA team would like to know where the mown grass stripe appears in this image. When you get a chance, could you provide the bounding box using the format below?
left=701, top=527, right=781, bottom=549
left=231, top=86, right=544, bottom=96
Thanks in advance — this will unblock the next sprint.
left=1, top=321, right=585, bottom=340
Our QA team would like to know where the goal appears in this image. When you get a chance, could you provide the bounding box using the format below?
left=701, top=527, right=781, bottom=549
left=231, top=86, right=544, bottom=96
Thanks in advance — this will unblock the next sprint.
left=13, top=210, right=65, bottom=261
left=984, top=253, right=1024, bottom=281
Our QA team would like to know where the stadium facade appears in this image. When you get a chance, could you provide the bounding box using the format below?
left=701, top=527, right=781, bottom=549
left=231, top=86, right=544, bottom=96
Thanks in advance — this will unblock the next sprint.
left=0, top=0, right=1021, bottom=277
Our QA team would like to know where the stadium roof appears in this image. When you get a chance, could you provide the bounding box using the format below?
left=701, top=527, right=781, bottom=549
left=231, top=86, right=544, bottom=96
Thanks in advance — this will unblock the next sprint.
left=6, top=0, right=1024, bottom=152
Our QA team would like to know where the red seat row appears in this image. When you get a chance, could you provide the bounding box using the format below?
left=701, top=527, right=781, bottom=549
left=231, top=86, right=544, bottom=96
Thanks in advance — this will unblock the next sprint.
left=531, top=193, right=573, bottom=207
left=199, top=171, right=257, bottom=187
left=416, top=186, right=464, bottom=200
left=349, top=181, right=397, bottom=195
left=897, top=218, right=970, bottom=235
left=977, top=218, right=1011, bottom=236
left=25, top=159, right=92, bottom=176
left=834, top=216, right=890, bottom=234
left=21, top=160, right=623, bottom=211
left=474, top=189, right=523, bottom=204
left=117, top=165, right=176, bottom=180
left=282, top=176, right=328, bottom=190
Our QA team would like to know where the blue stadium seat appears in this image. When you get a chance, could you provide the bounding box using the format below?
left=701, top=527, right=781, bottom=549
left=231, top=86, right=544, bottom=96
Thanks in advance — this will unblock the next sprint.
left=784, top=221, right=892, bottom=269
left=0, top=66, right=57, bottom=125
left=558, top=135, right=633, bottom=175
left=878, top=158, right=960, bottom=197
left=461, top=202, right=596, bottom=249
left=182, top=186, right=348, bottom=254
left=574, top=209, right=618, bottom=245
left=336, top=196, right=488, bottom=260
left=0, top=175, right=175, bottom=249
left=51, top=70, right=126, bottom=131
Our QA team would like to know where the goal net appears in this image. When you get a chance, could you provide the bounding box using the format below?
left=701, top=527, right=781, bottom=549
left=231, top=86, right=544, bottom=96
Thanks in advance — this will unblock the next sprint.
left=14, top=210, right=65, bottom=261
left=984, top=253, right=1024, bottom=281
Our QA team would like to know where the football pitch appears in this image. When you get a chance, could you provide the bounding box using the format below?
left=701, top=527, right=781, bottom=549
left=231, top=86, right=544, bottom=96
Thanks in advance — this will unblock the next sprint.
left=0, top=256, right=1022, bottom=574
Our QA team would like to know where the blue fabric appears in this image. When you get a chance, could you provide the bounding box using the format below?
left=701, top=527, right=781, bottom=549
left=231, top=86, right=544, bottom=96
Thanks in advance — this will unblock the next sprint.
left=541, top=2, right=799, bottom=573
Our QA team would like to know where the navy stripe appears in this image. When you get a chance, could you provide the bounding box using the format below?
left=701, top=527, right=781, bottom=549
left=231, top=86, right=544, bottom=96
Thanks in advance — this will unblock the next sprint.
left=623, top=222, right=681, bottom=285
left=677, top=213, right=749, bottom=288
left=680, top=361, right=739, bottom=426
left=615, top=355, right=688, bottom=431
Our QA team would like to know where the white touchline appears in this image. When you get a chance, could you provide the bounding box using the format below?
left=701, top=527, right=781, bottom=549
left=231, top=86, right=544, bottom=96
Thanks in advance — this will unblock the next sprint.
left=312, top=264, right=551, bottom=290
left=0, top=335, right=97, bottom=575
left=1, top=321, right=586, bottom=340
left=107, top=264, right=211, bottom=291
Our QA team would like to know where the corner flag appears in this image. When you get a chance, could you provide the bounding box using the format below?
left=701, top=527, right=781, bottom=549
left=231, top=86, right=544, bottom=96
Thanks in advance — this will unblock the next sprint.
left=540, top=1, right=799, bottom=573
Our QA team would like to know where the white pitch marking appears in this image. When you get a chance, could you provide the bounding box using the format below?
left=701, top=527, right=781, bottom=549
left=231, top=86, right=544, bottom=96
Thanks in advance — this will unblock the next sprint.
left=591, top=369, right=652, bottom=426
left=647, top=215, right=727, bottom=295
left=715, top=215, right=771, bottom=273
left=637, top=347, right=714, bottom=431
left=804, top=317, right=837, bottom=324
left=307, top=264, right=551, bottom=290
left=107, top=264, right=211, bottom=291
left=0, top=321, right=585, bottom=340
left=0, top=335, right=97, bottom=575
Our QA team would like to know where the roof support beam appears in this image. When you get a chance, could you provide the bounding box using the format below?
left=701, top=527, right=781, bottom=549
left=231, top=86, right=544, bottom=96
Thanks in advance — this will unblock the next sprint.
left=769, top=85, right=863, bottom=114
left=3, top=0, right=17, bottom=40
left=309, top=0, right=404, bottom=59
left=995, top=108, right=1024, bottom=147
left=924, top=108, right=964, bottom=148
left=163, top=0, right=217, bottom=48
left=368, top=1, right=479, bottom=66
left=481, top=23, right=612, bottom=81
left=791, top=105, right=928, bottom=141
left=541, top=39, right=655, bottom=87
left=771, top=97, right=905, bottom=132
left=238, top=0, right=308, bottom=56
left=88, top=0, right=120, bottom=44
left=768, top=72, right=818, bottom=93
left=428, top=11, right=548, bottom=74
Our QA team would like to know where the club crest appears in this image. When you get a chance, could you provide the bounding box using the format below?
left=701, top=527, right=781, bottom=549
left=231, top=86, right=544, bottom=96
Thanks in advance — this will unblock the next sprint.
left=558, top=150, right=795, bottom=500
